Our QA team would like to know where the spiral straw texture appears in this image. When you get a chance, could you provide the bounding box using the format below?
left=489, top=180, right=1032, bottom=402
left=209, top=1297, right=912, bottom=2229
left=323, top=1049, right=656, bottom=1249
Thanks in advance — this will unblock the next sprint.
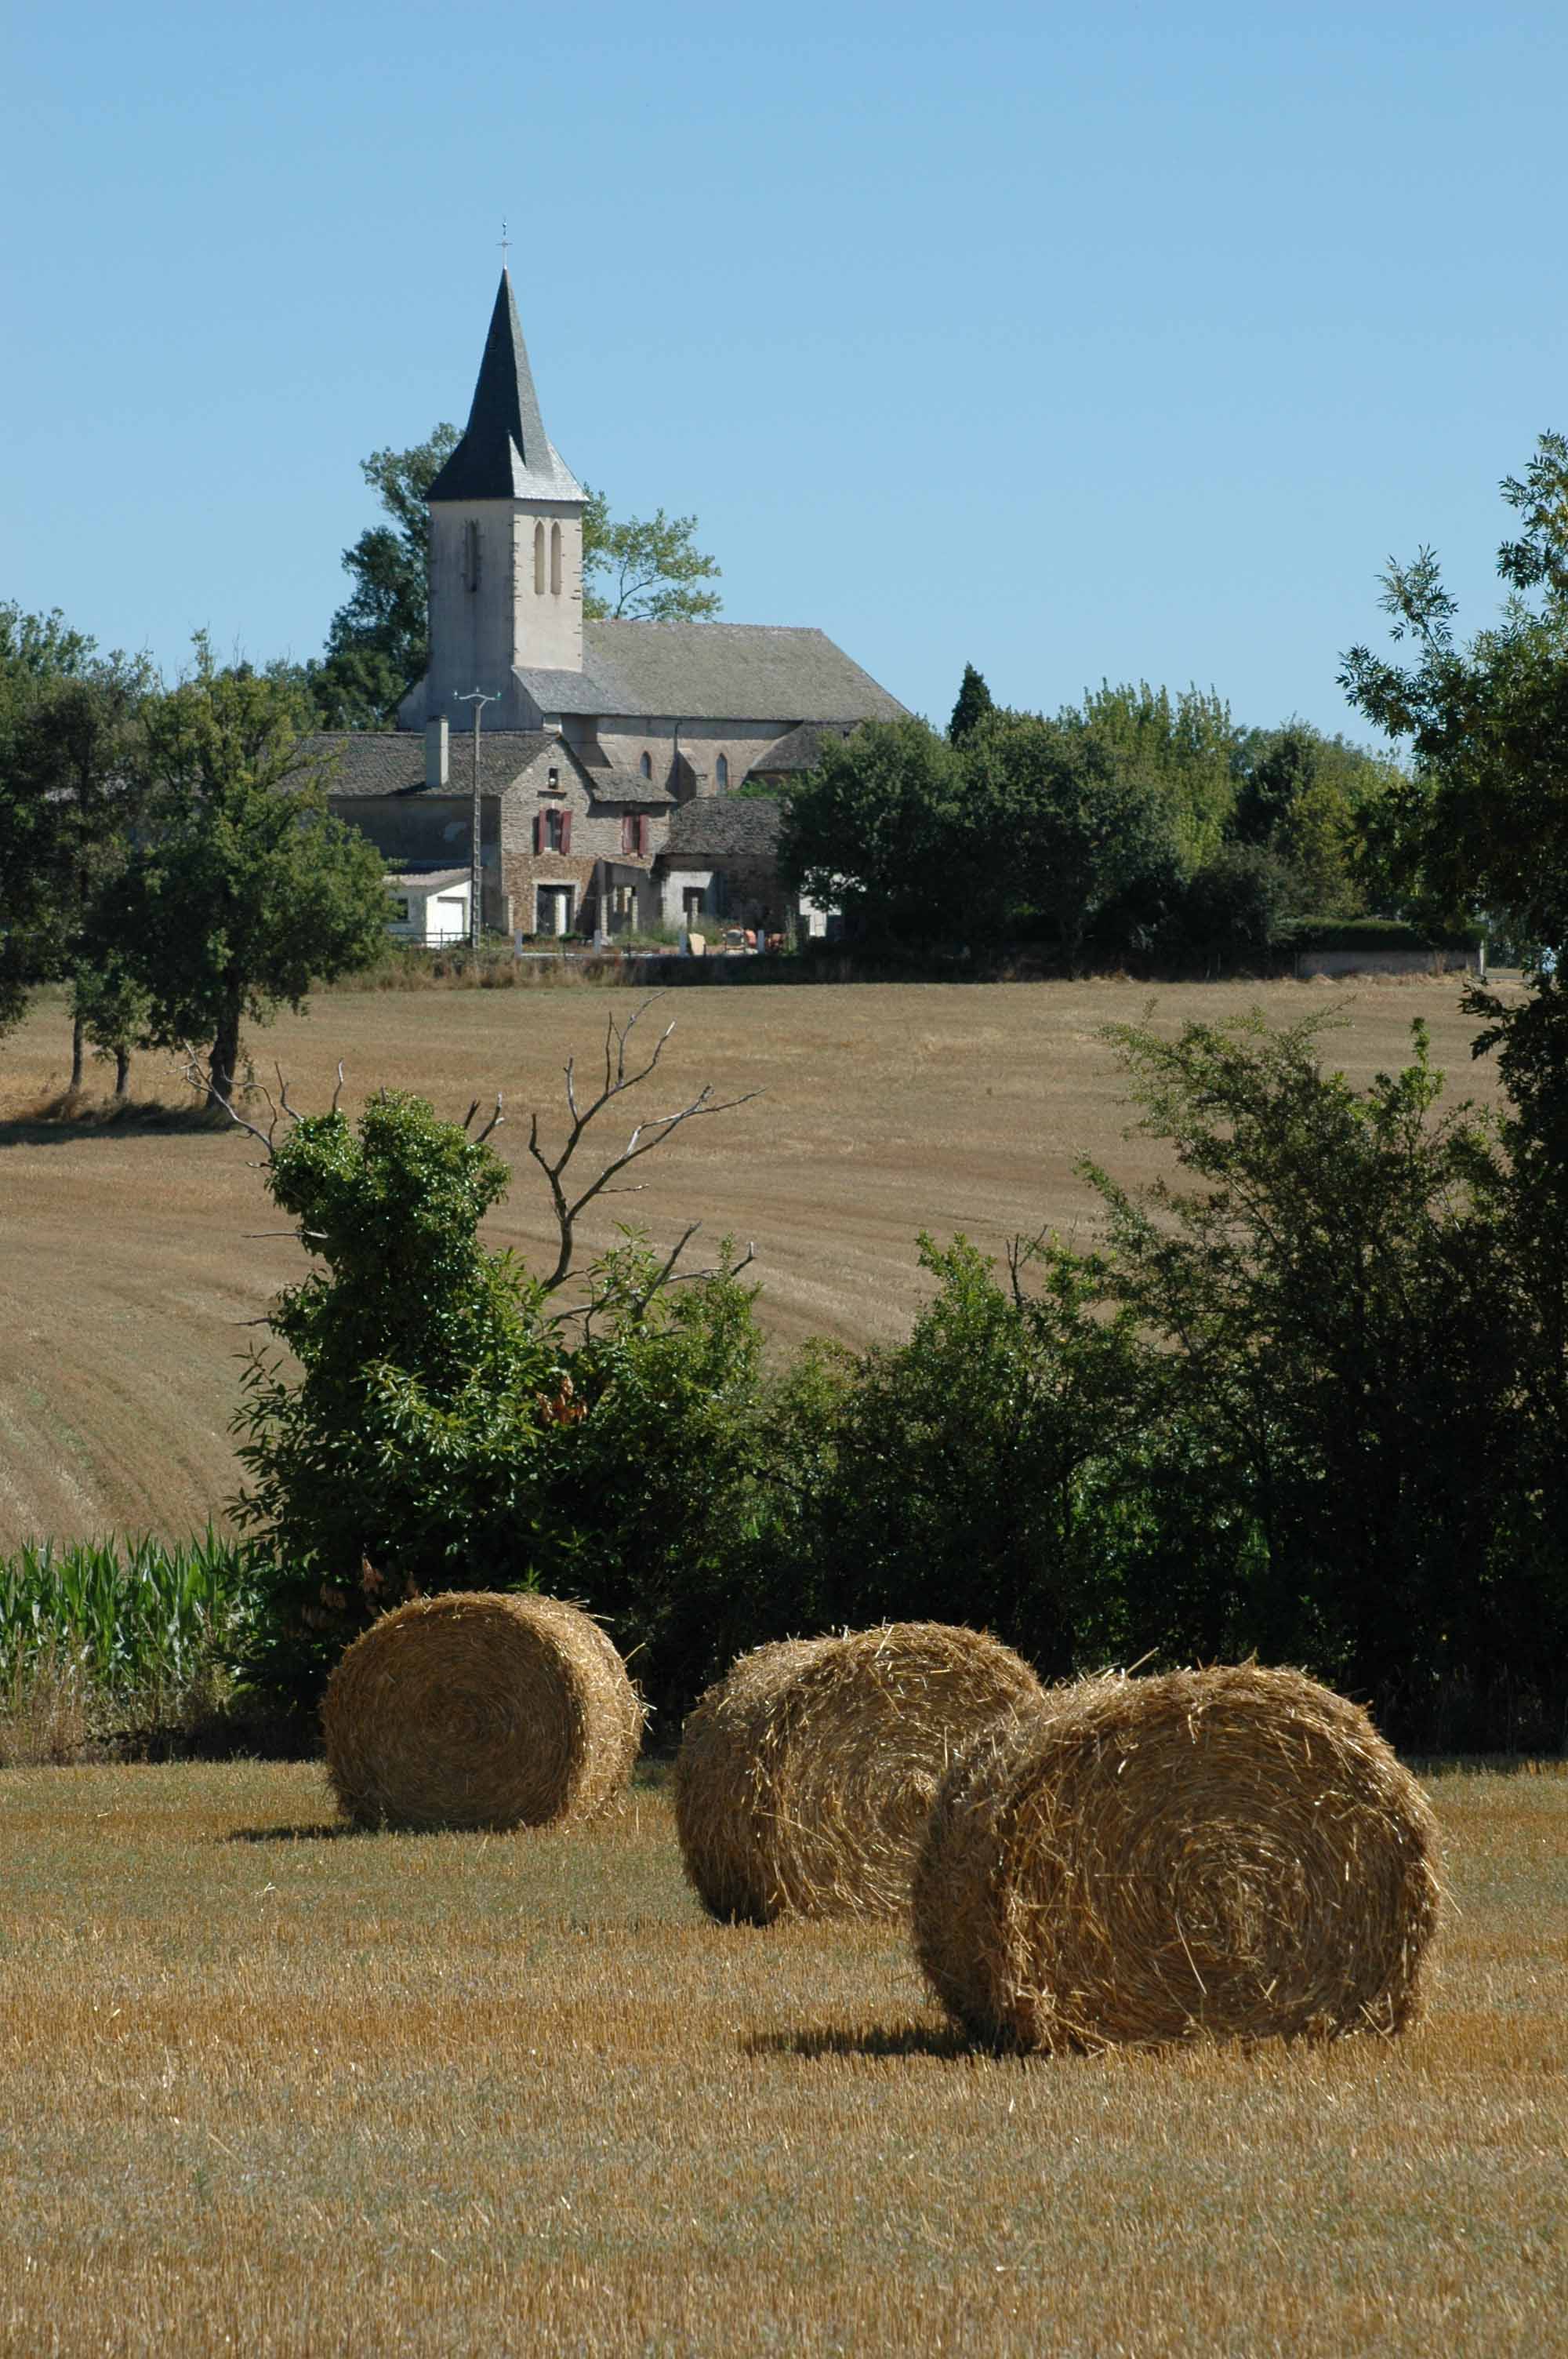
left=913, top=1663, right=1442, bottom=2052
left=323, top=1591, right=642, bottom=1831
left=674, top=1623, right=1045, bottom=1924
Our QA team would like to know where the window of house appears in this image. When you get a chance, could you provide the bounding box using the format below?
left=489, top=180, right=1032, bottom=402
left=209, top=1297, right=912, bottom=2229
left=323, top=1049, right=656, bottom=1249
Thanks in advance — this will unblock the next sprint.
left=534, top=521, right=546, bottom=594
left=550, top=522, right=562, bottom=595
left=546, top=766, right=560, bottom=791
left=547, top=808, right=564, bottom=852
left=639, top=752, right=652, bottom=780
left=463, top=520, right=481, bottom=592
left=391, top=897, right=410, bottom=923
left=716, top=754, right=729, bottom=791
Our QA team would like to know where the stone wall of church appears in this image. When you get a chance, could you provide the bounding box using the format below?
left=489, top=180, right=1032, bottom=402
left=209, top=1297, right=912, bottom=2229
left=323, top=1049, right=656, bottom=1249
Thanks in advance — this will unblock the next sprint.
left=593, top=718, right=795, bottom=797
left=419, top=496, right=583, bottom=728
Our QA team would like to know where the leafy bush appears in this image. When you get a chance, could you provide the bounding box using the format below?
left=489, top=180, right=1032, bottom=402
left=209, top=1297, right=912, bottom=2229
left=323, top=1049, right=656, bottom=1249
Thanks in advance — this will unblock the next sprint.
left=1083, top=1011, right=1563, bottom=1743
left=230, top=1089, right=774, bottom=1721
left=776, top=1234, right=1155, bottom=1675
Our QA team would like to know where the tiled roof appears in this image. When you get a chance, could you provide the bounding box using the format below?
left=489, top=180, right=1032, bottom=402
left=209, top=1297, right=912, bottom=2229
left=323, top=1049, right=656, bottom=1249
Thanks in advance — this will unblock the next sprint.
left=517, top=621, right=907, bottom=725
left=595, top=767, right=678, bottom=806
left=751, top=720, right=860, bottom=773
left=390, top=867, right=470, bottom=893
left=662, top=794, right=783, bottom=862
left=298, top=732, right=563, bottom=798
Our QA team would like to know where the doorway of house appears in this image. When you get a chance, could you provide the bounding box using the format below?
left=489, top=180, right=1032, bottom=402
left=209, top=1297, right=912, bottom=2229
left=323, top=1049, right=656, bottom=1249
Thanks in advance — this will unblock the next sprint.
left=536, top=885, right=575, bottom=937
left=682, top=886, right=706, bottom=929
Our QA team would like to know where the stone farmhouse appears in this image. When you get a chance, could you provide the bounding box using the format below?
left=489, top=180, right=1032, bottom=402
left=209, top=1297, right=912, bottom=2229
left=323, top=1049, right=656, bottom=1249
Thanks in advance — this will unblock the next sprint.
left=303, top=272, right=904, bottom=940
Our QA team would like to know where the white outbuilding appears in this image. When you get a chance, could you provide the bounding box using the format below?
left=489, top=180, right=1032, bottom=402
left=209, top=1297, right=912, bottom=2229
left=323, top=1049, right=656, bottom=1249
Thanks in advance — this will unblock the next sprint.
left=385, top=868, right=472, bottom=946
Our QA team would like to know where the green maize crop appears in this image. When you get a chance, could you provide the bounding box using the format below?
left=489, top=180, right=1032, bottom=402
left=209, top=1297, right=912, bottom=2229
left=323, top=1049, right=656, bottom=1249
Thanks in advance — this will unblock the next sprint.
left=0, top=1528, right=250, bottom=1703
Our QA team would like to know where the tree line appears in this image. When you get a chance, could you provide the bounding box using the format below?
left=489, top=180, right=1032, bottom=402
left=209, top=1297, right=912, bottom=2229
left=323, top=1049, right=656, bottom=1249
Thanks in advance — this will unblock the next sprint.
left=779, top=671, right=1409, bottom=969
left=0, top=620, right=389, bottom=1103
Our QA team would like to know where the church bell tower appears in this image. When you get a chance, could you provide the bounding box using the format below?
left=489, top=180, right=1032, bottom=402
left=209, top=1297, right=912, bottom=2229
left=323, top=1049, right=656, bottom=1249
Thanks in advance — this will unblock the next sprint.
left=399, top=272, right=585, bottom=729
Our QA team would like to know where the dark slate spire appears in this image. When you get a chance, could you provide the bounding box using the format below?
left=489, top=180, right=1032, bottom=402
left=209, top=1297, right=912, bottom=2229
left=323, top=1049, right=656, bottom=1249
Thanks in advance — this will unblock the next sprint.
left=427, top=271, right=582, bottom=503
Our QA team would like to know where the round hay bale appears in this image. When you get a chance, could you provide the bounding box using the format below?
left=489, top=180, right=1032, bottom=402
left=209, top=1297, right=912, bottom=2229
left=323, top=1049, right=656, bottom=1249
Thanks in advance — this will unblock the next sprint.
left=913, top=1663, right=1442, bottom=2052
left=674, top=1622, right=1046, bottom=1924
left=322, top=1590, right=643, bottom=1831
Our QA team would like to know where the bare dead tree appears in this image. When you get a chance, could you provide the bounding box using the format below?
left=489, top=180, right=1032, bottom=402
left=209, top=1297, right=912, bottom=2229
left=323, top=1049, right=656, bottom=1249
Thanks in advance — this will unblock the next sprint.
left=183, top=1055, right=347, bottom=1163
left=188, top=997, right=760, bottom=1308
left=526, top=998, right=760, bottom=1294
left=1006, top=1223, right=1053, bottom=1310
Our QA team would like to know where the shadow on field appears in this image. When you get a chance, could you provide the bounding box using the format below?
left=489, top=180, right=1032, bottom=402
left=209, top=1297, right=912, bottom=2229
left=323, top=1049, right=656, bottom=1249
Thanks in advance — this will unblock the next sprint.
left=743, top=2023, right=985, bottom=2063
left=0, top=1096, right=229, bottom=1148
left=224, top=1823, right=361, bottom=1845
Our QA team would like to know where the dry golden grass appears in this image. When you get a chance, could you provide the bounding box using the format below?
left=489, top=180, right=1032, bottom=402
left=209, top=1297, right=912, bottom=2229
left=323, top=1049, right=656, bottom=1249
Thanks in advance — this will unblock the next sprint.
left=0, top=1757, right=1560, bottom=2354
left=0, top=973, right=1513, bottom=1556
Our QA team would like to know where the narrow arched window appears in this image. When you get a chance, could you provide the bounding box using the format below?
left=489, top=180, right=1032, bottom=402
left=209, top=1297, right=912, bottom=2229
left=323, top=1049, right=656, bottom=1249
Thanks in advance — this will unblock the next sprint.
left=534, top=521, right=546, bottom=594
left=550, top=522, right=562, bottom=595
left=716, top=754, right=730, bottom=791
left=463, top=519, right=481, bottom=592
left=639, top=751, right=652, bottom=780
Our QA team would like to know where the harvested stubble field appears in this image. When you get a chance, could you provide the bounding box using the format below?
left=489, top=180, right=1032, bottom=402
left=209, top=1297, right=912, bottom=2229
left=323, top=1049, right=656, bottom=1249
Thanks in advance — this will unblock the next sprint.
left=0, top=972, right=1512, bottom=1554
left=0, top=1757, right=1562, bottom=2356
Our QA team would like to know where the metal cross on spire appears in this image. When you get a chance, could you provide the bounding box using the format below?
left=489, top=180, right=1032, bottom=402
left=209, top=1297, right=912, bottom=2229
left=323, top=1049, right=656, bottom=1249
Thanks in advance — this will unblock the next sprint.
left=498, top=218, right=510, bottom=271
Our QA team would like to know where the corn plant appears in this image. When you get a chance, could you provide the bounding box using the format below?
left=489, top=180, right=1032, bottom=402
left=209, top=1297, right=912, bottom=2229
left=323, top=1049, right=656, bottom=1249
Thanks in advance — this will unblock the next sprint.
left=0, top=1529, right=250, bottom=1707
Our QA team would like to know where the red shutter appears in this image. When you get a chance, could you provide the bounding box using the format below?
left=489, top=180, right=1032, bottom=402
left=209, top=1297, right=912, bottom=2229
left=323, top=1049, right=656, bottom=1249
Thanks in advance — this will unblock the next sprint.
left=561, top=809, right=573, bottom=854
left=533, top=812, right=543, bottom=854
left=637, top=815, right=650, bottom=858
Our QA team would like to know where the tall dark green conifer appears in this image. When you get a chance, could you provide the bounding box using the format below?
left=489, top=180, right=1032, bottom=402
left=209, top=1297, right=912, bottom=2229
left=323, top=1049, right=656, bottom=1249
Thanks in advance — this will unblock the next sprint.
left=948, top=662, right=996, bottom=747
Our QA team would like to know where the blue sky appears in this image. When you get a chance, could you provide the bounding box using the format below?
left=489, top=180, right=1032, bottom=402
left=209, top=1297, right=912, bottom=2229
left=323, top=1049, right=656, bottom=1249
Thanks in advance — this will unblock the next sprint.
left=5, top=1, right=1566, bottom=738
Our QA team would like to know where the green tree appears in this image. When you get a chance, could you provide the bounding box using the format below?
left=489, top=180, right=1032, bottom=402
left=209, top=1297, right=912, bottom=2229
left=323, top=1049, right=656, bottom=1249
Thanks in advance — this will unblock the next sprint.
left=1340, top=430, right=1568, bottom=945
left=310, top=426, right=460, bottom=728
left=580, top=490, right=722, bottom=621
left=71, top=954, right=153, bottom=1100
left=966, top=709, right=1185, bottom=967
left=118, top=641, right=390, bottom=1103
left=1166, top=841, right=1294, bottom=972
left=947, top=661, right=995, bottom=747
left=1085, top=1011, right=1534, bottom=1733
left=0, top=611, right=152, bottom=1052
left=1076, top=681, right=1240, bottom=871
left=1231, top=720, right=1403, bottom=916
left=778, top=717, right=968, bottom=938
left=5, top=667, right=151, bottom=1085
left=782, top=1232, right=1157, bottom=1676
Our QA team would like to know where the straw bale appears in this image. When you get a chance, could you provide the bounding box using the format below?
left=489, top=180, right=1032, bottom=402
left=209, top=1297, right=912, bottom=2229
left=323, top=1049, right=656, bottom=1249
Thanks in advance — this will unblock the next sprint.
left=322, top=1590, right=643, bottom=1831
left=674, top=1623, right=1046, bottom=1924
left=913, top=1663, right=1442, bottom=2051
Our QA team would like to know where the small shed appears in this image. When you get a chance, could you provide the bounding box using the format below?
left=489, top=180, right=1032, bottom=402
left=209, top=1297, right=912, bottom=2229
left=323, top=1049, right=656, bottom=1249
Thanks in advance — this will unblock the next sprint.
left=386, top=868, right=471, bottom=946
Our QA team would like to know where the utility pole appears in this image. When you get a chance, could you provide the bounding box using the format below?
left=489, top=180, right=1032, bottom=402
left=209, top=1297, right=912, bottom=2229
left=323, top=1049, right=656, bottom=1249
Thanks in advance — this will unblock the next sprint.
left=455, top=689, right=499, bottom=951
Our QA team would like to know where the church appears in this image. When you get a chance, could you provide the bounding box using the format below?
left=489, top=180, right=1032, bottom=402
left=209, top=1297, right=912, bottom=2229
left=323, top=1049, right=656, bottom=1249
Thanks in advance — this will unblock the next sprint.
left=306, top=272, right=905, bottom=941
